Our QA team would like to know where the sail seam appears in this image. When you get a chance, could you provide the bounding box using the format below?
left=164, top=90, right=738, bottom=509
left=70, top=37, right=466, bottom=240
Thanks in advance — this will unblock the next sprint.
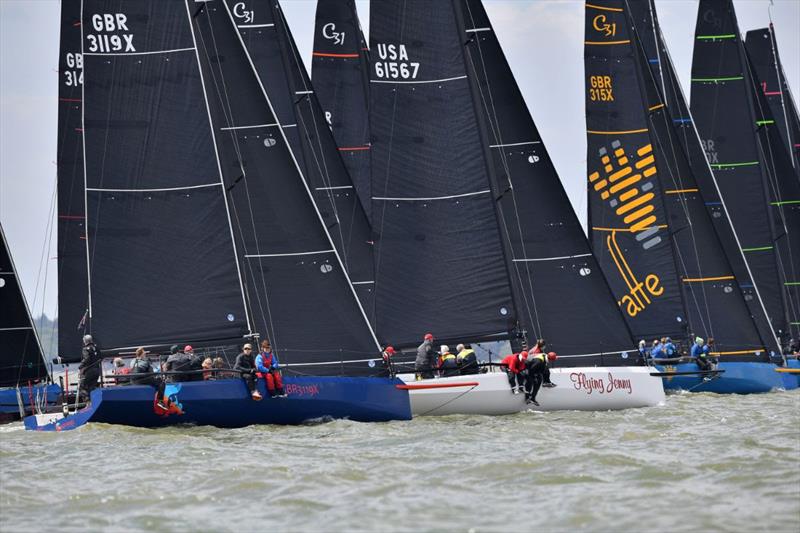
left=244, top=250, right=334, bottom=259
left=372, top=190, right=490, bottom=201
left=237, top=24, right=274, bottom=29
left=351, top=281, right=374, bottom=285
left=512, top=254, right=592, bottom=263
left=219, top=123, right=279, bottom=131
left=315, top=186, right=353, bottom=190
left=84, top=47, right=195, bottom=57
left=489, top=141, right=541, bottom=148
left=0, top=327, right=34, bottom=331
left=465, top=27, right=491, bottom=33
left=370, top=75, right=467, bottom=85
left=86, top=183, right=220, bottom=193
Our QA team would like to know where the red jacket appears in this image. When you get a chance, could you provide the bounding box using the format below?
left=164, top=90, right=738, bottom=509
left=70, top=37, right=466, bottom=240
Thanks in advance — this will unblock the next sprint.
left=501, top=354, right=527, bottom=374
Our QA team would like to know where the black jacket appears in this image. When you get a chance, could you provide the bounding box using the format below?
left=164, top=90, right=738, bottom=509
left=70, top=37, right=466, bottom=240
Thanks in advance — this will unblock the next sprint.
left=79, top=343, right=102, bottom=375
left=415, top=340, right=436, bottom=369
left=234, top=352, right=256, bottom=375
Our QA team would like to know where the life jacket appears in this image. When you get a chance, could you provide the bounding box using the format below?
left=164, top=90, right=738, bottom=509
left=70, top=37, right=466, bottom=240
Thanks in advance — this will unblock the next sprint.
left=457, top=349, right=475, bottom=362
left=532, top=353, right=546, bottom=362
left=256, top=351, right=278, bottom=377
left=439, top=353, right=457, bottom=367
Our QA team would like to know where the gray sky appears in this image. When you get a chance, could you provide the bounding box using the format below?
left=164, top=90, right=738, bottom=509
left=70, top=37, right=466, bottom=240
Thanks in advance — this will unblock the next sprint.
left=1, top=0, right=798, bottom=322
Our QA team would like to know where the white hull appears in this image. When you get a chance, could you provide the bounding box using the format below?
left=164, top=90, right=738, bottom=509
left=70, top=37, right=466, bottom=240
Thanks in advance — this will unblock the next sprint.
left=399, top=367, right=665, bottom=416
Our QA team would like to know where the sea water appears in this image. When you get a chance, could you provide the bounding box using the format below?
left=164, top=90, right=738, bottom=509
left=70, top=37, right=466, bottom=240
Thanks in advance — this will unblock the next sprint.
left=1, top=390, right=798, bottom=532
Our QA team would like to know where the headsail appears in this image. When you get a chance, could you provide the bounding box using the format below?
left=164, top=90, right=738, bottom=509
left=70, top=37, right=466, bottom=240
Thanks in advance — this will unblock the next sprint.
left=584, top=0, right=768, bottom=359
left=190, top=0, right=382, bottom=374
left=312, top=0, right=373, bottom=223
left=0, top=225, right=49, bottom=388
left=369, top=0, right=516, bottom=348
left=461, top=0, right=635, bottom=363
left=229, top=0, right=376, bottom=315
left=627, top=0, right=778, bottom=350
left=57, top=0, right=90, bottom=362
left=691, top=0, right=800, bottom=340
left=746, top=24, right=800, bottom=174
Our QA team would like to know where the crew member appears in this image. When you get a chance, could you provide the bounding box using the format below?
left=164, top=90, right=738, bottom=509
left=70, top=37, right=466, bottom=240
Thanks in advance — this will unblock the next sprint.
left=651, top=339, right=664, bottom=359
left=637, top=340, right=649, bottom=365
left=438, top=345, right=458, bottom=377
left=234, top=343, right=262, bottom=400
left=78, top=334, right=102, bottom=402
left=255, top=339, right=285, bottom=398
left=415, top=333, right=437, bottom=380
left=456, top=344, right=479, bottom=375
left=691, top=337, right=713, bottom=373
left=525, top=351, right=557, bottom=406
left=380, top=346, right=397, bottom=378
left=501, top=351, right=528, bottom=394
left=663, top=337, right=677, bottom=357
left=130, top=347, right=155, bottom=385
left=531, top=339, right=546, bottom=355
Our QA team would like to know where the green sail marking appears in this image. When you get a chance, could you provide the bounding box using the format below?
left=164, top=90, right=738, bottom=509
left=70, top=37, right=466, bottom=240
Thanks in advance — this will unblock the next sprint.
left=696, top=34, right=736, bottom=40
left=711, top=161, right=759, bottom=169
left=770, top=200, right=800, bottom=206
left=741, top=246, right=774, bottom=253
left=785, top=282, right=800, bottom=287
left=756, top=119, right=775, bottom=126
left=691, top=76, right=744, bottom=82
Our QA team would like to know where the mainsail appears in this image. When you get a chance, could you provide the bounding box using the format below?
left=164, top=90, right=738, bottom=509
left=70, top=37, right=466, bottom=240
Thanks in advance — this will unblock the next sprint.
left=229, top=0, right=376, bottom=314
left=584, top=0, right=768, bottom=359
left=57, top=0, right=90, bottom=362
left=627, top=0, right=777, bottom=350
left=189, top=0, right=382, bottom=373
left=368, top=0, right=636, bottom=363
left=691, top=0, right=800, bottom=340
left=746, top=24, right=800, bottom=173
left=311, top=0, right=373, bottom=223
left=0, top=225, right=48, bottom=388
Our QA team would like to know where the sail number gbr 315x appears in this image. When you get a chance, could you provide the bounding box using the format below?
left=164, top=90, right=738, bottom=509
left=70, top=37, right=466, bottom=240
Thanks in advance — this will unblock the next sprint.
left=374, top=43, right=419, bottom=80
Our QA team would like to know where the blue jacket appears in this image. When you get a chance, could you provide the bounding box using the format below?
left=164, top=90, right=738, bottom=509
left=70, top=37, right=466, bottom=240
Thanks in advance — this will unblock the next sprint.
left=663, top=342, right=677, bottom=356
left=256, top=351, right=280, bottom=373
left=651, top=345, right=664, bottom=358
left=691, top=343, right=704, bottom=358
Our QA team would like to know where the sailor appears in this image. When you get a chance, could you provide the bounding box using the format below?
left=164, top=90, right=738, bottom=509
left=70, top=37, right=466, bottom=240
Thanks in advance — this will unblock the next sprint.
left=130, top=347, right=155, bottom=385
left=650, top=339, right=664, bottom=359
left=438, top=345, right=459, bottom=377
left=112, top=357, right=130, bottom=385
left=456, top=343, right=479, bottom=375
left=202, top=358, right=214, bottom=380
left=415, top=333, right=437, bottom=380
left=524, top=351, right=557, bottom=406
left=165, top=345, right=187, bottom=382
left=184, top=345, right=206, bottom=382
left=78, top=334, right=102, bottom=402
left=501, top=350, right=528, bottom=393
left=691, top=337, right=714, bottom=374
left=663, top=337, right=677, bottom=357
left=531, top=339, right=546, bottom=355
left=637, top=340, right=649, bottom=365
left=234, top=343, right=262, bottom=400
left=380, top=346, right=397, bottom=378
left=256, top=339, right=285, bottom=398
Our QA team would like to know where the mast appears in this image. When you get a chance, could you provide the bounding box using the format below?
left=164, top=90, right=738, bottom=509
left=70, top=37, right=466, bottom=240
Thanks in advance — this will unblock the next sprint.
left=189, top=0, right=383, bottom=375
left=628, top=0, right=781, bottom=352
left=585, top=0, right=769, bottom=360
left=0, top=224, right=49, bottom=387
left=691, top=0, right=800, bottom=341
left=57, top=0, right=90, bottom=362
left=311, top=0, right=373, bottom=223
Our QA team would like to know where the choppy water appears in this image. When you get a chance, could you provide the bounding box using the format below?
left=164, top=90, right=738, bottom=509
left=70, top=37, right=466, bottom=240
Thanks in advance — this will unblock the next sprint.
left=1, top=390, right=799, bottom=532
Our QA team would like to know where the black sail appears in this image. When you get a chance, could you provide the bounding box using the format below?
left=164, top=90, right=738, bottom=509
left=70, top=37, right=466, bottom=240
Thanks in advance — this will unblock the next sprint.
left=81, top=0, right=250, bottom=348
left=57, top=0, right=90, bottom=362
left=369, top=0, right=516, bottom=348
left=585, top=0, right=685, bottom=343
left=190, top=0, right=381, bottom=374
left=229, top=0, right=376, bottom=315
left=0, top=225, right=48, bottom=388
left=311, top=0, right=373, bottom=223
left=746, top=25, right=800, bottom=174
left=691, top=0, right=800, bottom=340
left=461, top=0, right=635, bottom=364
left=628, top=0, right=778, bottom=350
left=585, top=0, right=768, bottom=360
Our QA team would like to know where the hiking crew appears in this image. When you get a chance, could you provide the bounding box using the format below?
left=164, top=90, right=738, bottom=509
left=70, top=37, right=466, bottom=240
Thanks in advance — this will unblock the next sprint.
left=234, top=343, right=262, bottom=400
left=255, top=340, right=285, bottom=398
left=501, top=351, right=528, bottom=394
left=438, top=345, right=459, bottom=377
left=525, top=351, right=557, bottom=406
left=456, top=344, right=479, bottom=375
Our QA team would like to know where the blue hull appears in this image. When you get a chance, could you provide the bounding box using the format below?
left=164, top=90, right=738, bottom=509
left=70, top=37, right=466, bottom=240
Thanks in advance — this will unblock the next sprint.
left=656, top=362, right=796, bottom=394
left=24, top=377, right=411, bottom=431
left=0, top=384, right=61, bottom=416
left=782, top=359, right=800, bottom=389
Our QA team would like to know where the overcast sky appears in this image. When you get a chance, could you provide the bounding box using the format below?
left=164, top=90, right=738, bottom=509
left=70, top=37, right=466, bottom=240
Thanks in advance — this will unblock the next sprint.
left=1, top=0, right=798, bottom=322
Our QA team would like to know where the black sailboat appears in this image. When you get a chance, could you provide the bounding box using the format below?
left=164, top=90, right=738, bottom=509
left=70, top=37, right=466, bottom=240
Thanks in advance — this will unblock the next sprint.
left=745, top=24, right=800, bottom=174
left=26, top=0, right=410, bottom=431
left=584, top=0, right=789, bottom=393
left=230, top=0, right=376, bottom=313
left=690, top=0, right=800, bottom=342
left=0, top=224, right=58, bottom=420
left=311, top=0, right=373, bottom=224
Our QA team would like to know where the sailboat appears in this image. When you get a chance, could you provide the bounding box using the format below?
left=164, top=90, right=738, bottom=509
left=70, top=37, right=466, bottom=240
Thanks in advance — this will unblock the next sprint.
left=25, top=0, right=410, bottom=432
left=584, top=0, right=793, bottom=394
left=311, top=0, right=373, bottom=225
left=745, top=24, right=800, bottom=175
left=360, top=0, right=664, bottom=415
left=0, top=224, right=60, bottom=422
left=690, top=0, right=800, bottom=382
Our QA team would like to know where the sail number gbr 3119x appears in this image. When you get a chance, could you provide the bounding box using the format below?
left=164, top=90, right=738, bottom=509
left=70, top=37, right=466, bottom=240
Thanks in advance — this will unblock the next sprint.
left=374, top=43, right=420, bottom=80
